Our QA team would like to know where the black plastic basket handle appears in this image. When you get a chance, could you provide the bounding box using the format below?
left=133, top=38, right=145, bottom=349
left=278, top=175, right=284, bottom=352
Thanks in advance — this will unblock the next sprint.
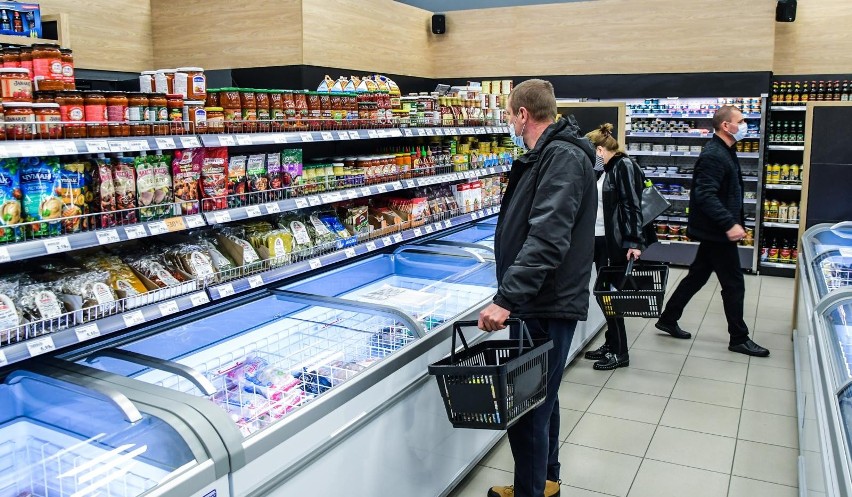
left=618, top=255, right=638, bottom=291
left=451, top=319, right=534, bottom=363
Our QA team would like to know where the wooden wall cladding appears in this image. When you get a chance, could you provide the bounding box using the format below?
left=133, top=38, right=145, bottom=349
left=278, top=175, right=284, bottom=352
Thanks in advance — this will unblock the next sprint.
left=774, top=0, right=852, bottom=75
left=151, top=0, right=303, bottom=71
left=428, top=0, right=776, bottom=78
left=301, top=0, right=432, bottom=78
left=38, top=0, right=154, bottom=72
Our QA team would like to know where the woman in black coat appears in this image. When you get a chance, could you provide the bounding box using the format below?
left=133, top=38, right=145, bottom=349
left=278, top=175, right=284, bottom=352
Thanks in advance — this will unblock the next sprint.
left=584, top=123, right=649, bottom=370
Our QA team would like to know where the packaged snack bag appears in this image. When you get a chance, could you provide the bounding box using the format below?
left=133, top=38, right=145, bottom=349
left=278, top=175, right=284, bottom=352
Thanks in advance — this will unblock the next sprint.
left=19, top=156, right=62, bottom=238
left=228, top=155, right=247, bottom=208
left=172, top=149, right=203, bottom=215
left=92, top=157, right=117, bottom=228
left=201, top=147, right=229, bottom=211
left=112, top=157, right=138, bottom=224
left=0, top=158, right=23, bottom=243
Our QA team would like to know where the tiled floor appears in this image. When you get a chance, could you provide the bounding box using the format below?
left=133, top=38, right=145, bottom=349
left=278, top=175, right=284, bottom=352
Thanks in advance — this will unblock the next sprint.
left=449, top=270, right=799, bottom=497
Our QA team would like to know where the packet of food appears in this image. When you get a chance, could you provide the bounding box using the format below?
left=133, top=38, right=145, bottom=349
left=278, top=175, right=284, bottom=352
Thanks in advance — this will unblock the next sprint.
left=112, top=157, right=138, bottom=225
left=172, top=149, right=203, bottom=215
left=92, top=157, right=117, bottom=228
left=278, top=215, right=313, bottom=256
left=81, top=253, right=148, bottom=296
left=246, top=154, right=268, bottom=195
left=0, top=279, right=22, bottom=333
left=19, top=156, right=63, bottom=238
left=282, top=149, right=303, bottom=196
left=0, top=158, right=23, bottom=243
left=128, top=257, right=184, bottom=288
left=17, top=283, right=66, bottom=322
left=262, top=229, right=293, bottom=262
left=135, top=154, right=158, bottom=222
left=55, top=270, right=118, bottom=313
left=165, top=243, right=218, bottom=283
left=201, top=147, right=229, bottom=211
left=151, top=153, right=175, bottom=218
left=266, top=153, right=284, bottom=200
left=228, top=155, right=247, bottom=207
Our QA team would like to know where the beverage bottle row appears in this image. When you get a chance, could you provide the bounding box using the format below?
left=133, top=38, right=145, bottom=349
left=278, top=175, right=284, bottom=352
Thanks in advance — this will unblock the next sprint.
left=764, top=163, right=803, bottom=184
left=763, top=199, right=799, bottom=224
left=771, top=81, right=851, bottom=104
left=761, top=238, right=798, bottom=265
left=768, top=121, right=804, bottom=143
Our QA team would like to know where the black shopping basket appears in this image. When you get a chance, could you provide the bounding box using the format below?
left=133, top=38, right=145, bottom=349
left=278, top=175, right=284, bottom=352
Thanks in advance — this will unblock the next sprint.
left=594, top=258, right=669, bottom=318
left=428, top=319, right=553, bottom=430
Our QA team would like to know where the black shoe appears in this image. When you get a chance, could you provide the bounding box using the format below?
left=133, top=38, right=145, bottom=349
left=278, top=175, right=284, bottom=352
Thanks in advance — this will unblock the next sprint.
left=655, top=320, right=692, bottom=339
left=729, top=339, right=770, bottom=357
left=593, top=352, right=629, bottom=370
left=584, top=343, right=611, bottom=361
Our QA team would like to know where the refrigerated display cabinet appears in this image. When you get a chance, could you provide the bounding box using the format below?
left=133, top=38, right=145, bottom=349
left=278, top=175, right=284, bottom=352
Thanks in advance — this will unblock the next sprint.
left=801, top=222, right=852, bottom=303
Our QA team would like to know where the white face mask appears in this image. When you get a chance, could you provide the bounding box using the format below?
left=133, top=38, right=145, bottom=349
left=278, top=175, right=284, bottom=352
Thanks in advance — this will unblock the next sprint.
left=509, top=111, right=526, bottom=149
left=730, top=121, right=749, bottom=142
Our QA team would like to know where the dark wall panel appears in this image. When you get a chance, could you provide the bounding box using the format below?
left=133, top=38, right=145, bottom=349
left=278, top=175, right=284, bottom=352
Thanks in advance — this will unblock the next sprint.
left=804, top=106, right=852, bottom=229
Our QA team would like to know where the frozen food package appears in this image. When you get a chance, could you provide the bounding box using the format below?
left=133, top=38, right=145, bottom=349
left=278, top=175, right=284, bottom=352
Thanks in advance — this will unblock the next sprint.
left=151, top=153, right=175, bottom=217
left=317, top=212, right=351, bottom=239
left=172, top=148, right=203, bottom=215
left=135, top=154, right=158, bottom=222
left=92, top=157, right=117, bottom=228
left=222, top=233, right=262, bottom=266
left=306, top=212, right=338, bottom=246
left=112, top=157, right=138, bottom=224
left=80, top=253, right=148, bottom=296
left=201, top=147, right=229, bottom=211
left=202, top=239, right=236, bottom=274
left=19, top=156, right=63, bottom=238
left=261, top=229, right=294, bottom=261
left=0, top=158, right=23, bottom=243
left=246, top=153, right=269, bottom=193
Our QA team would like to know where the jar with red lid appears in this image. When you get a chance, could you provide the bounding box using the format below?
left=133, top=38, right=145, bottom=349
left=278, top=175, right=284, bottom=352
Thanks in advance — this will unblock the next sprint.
left=60, top=49, right=75, bottom=90
left=58, top=90, right=85, bottom=138
left=0, top=68, right=32, bottom=102
left=239, top=89, right=257, bottom=132
left=4, top=102, right=34, bottom=140
left=127, top=92, right=150, bottom=136
left=33, top=102, right=62, bottom=139
left=106, top=92, right=129, bottom=137
left=2, top=48, right=20, bottom=68
left=255, top=89, right=270, bottom=132
left=84, top=91, right=108, bottom=137
left=166, top=94, right=184, bottom=134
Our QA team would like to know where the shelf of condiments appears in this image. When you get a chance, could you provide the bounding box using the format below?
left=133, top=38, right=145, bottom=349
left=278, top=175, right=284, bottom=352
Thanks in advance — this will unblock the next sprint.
left=767, top=120, right=804, bottom=144
left=760, top=238, right=798, bottom=266
left=652, top=217, right=754, bottom=247
left=629, top=117, right=760, bottom=136
left=627, top=97, right=762, bottom=115
left=771, top=80, right=851, bottom=105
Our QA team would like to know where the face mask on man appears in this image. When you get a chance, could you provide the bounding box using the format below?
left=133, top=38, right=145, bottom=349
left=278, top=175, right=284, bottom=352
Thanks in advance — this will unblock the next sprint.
left=729, top=122, right=749, bottom=142
left=509, top=113, right=526, bottom=149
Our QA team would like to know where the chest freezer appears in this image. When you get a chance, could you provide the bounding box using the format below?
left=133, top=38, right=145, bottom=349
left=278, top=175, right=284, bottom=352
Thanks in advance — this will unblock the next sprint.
left=802, top=222, right=852, bottom=303
left=426, top=221, right=497, bottom=260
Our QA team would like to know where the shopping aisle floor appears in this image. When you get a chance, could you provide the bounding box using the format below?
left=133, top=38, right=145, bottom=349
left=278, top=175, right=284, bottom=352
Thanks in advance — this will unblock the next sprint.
left=449, top=270, right=798, bottom=497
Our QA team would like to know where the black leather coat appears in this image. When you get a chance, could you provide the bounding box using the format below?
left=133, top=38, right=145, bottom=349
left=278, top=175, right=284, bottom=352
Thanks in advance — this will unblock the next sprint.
left=602, top=154, right=647, bottom=259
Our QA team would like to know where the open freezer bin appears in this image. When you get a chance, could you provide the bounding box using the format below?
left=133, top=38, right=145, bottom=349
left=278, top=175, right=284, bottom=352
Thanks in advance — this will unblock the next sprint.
left=802, top=222, right=852, bottom=303
left=0, top=365, right=229, bottom=497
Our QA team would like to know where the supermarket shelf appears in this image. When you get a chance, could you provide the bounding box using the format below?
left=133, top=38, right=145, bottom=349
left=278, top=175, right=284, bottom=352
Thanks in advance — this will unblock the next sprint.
left=657, top=215, right=755, bottom=228
left=646, top=172, right=759, bottom=182
left=631, top=150, right=760, bottom=159
left=203, top=164, right=510, bottom=225
left=767, top=144, right=805, bottom=151
left=663, top=194, right=690, bottom=201
left=770, top=106, right=807, bottom=111
left=629, top=112, right=762, bottom=119
left=763, top=221, right=800, bottom=229
left=760, top=261, right=797, bottom=269
left=206, top=206, right=501, bottom=301
left=0, top=126, right=511, bottom=159
left=765, top=183, right=802, bottom=190
left=0, top=213, right=206, bottom=264
left=744, top=198, right=757, bottom=204
left=0, top=290, right=210, bottom=367
left=627, top=131, right=760, bottom=139
left=644, top=240, right=754, bottom=269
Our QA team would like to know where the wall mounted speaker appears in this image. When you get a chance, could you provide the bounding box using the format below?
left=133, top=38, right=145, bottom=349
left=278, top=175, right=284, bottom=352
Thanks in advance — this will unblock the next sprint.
left=432, top=14, right=446, bottom=34
left=776, top=0, right=797, bottom=22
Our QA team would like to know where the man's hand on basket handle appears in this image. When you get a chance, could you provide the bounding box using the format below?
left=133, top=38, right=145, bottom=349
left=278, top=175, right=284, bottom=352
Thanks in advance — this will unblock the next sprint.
left=479, top=303, right=510, bottom=332
left=627, top=248, right=642, bottom=260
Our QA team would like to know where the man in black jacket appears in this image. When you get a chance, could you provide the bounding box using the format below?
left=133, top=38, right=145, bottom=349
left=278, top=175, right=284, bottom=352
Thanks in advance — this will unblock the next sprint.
left=480, top=79, right=597, bottom=497
left=655, top=105, right=769, bottom=357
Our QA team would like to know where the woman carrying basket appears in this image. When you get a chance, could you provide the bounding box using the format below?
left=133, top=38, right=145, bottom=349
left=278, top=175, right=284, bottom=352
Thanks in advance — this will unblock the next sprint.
left=584, top=123, right=652, bottom=370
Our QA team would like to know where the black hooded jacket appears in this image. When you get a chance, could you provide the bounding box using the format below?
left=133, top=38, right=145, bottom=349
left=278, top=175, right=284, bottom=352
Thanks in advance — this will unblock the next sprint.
left=492, top=118, right=597, bottom=321
left=686, top=134, right=745, bottom=242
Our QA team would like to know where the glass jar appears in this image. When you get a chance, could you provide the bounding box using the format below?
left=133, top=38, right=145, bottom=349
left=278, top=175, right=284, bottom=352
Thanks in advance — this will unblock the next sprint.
left=2, top=48, right=20, bottom=68
left=106, top=92, right=129, bottom=137
left=32, top=44, right=62, bottom=85
left=60, top=49, right=75, bottom=90
left=58, top=90, right=85, bottom=138
left=148, top=93, right=169, bottom=135
left=127, top=92, right=150, bottom=136
left=176, top=66, right=205, bottom=101
left=84, top=91, right=108, bottom=137
left=205, top=107, right=224, bottom=133
left=306, top=91, right=321, bottom=121
left=269, top=91, right=284, bottom=130
left=19, top=47, right=32, bottom=74
left=33, top=102, right=62, bottom=139
left=33, top=91, right=55, bottom=104
left=154, top=69, right=175, bottom=94
left=239, top=89, right=257, bottom=132
left=4, top=102, right=34, bottom=139
left=205, top=89, right=220, bottom=107
left=183, top=100, right=206, bottom=133
left=356, top=157, right=371, bottom=184
left=139, top=70, right=155, bottom=93
left=0, top=102, right=5, bottom=140
left=255, top=89, right=270, bottom=131
left=166, top=94, right=184, bottom=134
left=219, top=87, right=242, bottom=132
left=0, top=68, right=32, bottom=102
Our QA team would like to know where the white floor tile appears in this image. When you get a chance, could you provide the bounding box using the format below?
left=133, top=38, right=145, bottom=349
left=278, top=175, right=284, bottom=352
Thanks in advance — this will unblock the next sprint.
left=645, top=426, right=736, bottom=473
left=750, top=347, right=795, bottom=370
left=671, top=375, right=745, bottom=409
left=558, top=381, right=602, bottom=412
left=567, top=413, right=657, bottom=457
left=559, top=408, right=585, bottom=442
left=447, top=464, right=512, bottom=497
left=742, top=385, right=798, bottom=417
left=732, top=440, right=799, bottom=487
left=746, top=363, right=796, bottom=391
left=728, top=476, right=798, bottom=497
left=626, top=348, right=687, bottom=375
left=680, top=356, right=749, bottom=384
left=688, top=339, right=750, bottom=364
left=559, top=444, right=643, bottom=497
left=659, top=398, right=741, bottom=438
left=479, top=437, right=514, bottom=472
left=563, top=360, right=615, bottom=387
left=605, top=368, right=679, bottom=397
left=587, top=388, right=669, bottom=425
left=738, top=409, right=799, bottom=449
left=627, top=459, right=729, bottom=497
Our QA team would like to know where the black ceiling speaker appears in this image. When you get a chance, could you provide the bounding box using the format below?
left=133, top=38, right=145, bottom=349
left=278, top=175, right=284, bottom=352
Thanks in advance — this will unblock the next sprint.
left=432, top=14, right=446, bottom=34
left=776, top=0, right=797, bottom=22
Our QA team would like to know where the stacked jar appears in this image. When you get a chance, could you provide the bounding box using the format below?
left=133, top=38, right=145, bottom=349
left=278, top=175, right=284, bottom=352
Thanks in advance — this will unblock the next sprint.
left=0, top=62, right=33, bottom=140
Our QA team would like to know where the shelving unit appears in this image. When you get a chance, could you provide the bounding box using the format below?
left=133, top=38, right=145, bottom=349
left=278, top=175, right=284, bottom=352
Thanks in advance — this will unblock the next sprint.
left=622, top=96, right=767, bottom=271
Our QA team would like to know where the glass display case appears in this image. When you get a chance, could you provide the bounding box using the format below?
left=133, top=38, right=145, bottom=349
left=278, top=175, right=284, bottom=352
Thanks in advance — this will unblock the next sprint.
left=801, top=222, right=852, bottom=301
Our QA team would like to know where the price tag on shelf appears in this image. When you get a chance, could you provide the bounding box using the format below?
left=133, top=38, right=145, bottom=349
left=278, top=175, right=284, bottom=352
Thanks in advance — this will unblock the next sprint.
left=381, top=236, right=393, bottom=247
left=299, top=133, right=314, bottom=142
left=85, top=140, right=110, bottom=154
left=393, top=234, right=404, bottom=243
left=155, top=137, right=176, bottom=149
left=0, top=247, right=10, bottom=263
left=51, top=141, right=79, bottom=155
left=392, top=181, right=403, bottom=190
left=185, top=215, right=205, bottom=228
left=236, top=135, right=253, bottom=146
left=180, top=136, right=201, bottom=148
left=107, top=141, right=125, bottom=153
left=425, top=128, right=435, bottom=136
left=337, top=131, right=350, bottom=140
left=415, top=178, right=425, bottom=187
left=158, top=300, right=180, bottom=317
left=400, top=180, right=412, bottom=188
left=435, top=128, right=445, bottom=135
left=308, top=258, right=322, bottom=270
left=164, top=216, right=187, bottom=232
left=476, top=128, right=486, bottom=134
left=190, top=292, right=210, bottom=306
left=448, top=128, right=458, bottom=135
left=95, top=229, right=120, bottom=245
left=376, top=184, right=387, bottom=193
left=413, top=228, right=423, bottom=237
left=471, top=212, right=479, bottom=220
left=147, top=221, right=169, bottom=235
left=122, top=310, right=146, bottom=328
left=444, top=219, right=452, bottom=229
left=367, top=130, right=379, bottom=139
left=360, top=187, right=372, bottom=197
left=488, top=167, right=496, bottom=175
left=44, top=236, right=71, bottom=254
left=424, top=225, right=433, bottom=234
left=345, top=189, right=358, bottom=200
left=294, top=198, right=309, bottom=209
left=0, top=350, right=7, bottom=368
left=366, top=241, right=377, bottom=251
left=486, top=207, right=494, bottom=215
left=264, top=202, right=281, bottom=214
left=348, top=131, right=360, bottom=140
left=216, top=135, right=236, bottom=146
left=273, top=134, right=289, bottom=144
left=247, top=274, right=264, bottom=288
left=131, top=139, right=150, bottom=151
left=321, top=132, right=334, bottom=141
left=403, top=129, right=413, bottom=137
left=344, top=248, right=357, bottom=258
left=211, top=211, right=232, bottom=224
left=124, top=225, right=148, bottom=239
left=19, top=142, right=48, bottom=157
left=307, top=196, right=321, bottom=207
left=245, top=205, right=262, bottom=218
left=217, top=283, right=235, bottom=298
left=74, top=323, right=101, bottom=342
left=663, top=132, right=673, bottom=138
left=26, top=336, right=56, bottom=357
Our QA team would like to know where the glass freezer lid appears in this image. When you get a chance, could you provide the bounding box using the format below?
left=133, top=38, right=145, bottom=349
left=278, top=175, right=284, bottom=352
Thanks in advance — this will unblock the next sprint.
left=78, top=293, right=419, bottom=438
left=0, top=371, right=195, bottom=497
left=281, top=249, right=497, bottom=331
left=803, top=223, right=852, bottom=297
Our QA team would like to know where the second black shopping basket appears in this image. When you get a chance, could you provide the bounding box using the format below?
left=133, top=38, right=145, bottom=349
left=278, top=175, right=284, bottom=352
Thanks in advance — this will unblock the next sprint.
left=594, top=258, right=669, bottom=318
left=428, top=319, right=553, bottom=430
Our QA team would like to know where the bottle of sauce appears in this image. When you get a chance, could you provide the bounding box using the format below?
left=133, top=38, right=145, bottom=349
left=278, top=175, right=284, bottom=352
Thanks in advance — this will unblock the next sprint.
left=19, top=47, right=32, bottom=75
left=2, top=47, right=20, bottom=68
left=84, top=91, right=108, bottom=137
left=205, top=107, right=224, bottom=134
left=4, top=102, right=33, bottom=139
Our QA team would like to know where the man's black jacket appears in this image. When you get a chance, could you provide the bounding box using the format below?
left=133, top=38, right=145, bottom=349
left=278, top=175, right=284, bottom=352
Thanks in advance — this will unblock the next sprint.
left=493, top=118, right=597, bottom=321
left=687, top=134, right=745, bottom=242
